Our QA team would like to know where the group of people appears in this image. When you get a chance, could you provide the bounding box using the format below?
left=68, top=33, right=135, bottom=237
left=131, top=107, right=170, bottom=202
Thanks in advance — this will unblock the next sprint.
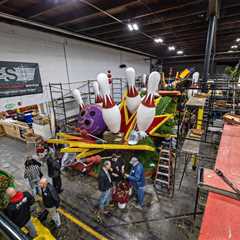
left=3, top=145, right=63, bottom=239
left=3, top=144, right=145, bottom=238
left=98, top=154, right=145, bottom=216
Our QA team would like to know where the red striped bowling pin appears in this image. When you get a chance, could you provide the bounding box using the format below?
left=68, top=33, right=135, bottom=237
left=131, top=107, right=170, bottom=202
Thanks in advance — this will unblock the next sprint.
left=72, top=89, right=85, bottom=110
left=126, top=67, right=141, bottom=114
left=136, top=71, right=160, bottom=131
left=93, top=81, right=103, bottom=104
left=97, top=73, right=121, bottom=133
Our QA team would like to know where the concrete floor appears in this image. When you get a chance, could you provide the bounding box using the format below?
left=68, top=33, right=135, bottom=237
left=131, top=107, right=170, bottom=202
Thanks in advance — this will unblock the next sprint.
left=0, top=136, right=218, bottom=240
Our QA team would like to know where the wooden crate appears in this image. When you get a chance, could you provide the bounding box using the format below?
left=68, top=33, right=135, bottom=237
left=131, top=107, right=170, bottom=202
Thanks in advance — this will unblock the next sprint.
left=0, top=120, right=32, bottom=142
left=0, top=125, right=5, bottom=136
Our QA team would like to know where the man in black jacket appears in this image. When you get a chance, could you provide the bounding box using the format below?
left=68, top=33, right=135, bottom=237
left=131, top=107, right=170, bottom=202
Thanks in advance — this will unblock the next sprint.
left=39, top=178, right=61, bottom=227
left=46, top=153, right=63, bottom=194
left=98, top=161, right=112, bottom=214
left=4, top=187, right=37, bottom=238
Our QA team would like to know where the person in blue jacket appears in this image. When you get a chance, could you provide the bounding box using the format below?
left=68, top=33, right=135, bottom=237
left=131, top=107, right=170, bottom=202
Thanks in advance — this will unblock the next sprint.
left=125, top=157, right=145, bottom=209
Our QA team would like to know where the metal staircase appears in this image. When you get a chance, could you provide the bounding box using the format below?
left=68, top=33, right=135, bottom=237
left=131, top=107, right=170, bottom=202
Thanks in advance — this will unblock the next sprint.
left=154, top=142, right=175, bottom=197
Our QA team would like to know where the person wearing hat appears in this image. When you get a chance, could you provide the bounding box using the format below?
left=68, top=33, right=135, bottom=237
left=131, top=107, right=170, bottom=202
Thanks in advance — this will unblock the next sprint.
left=125, top=157, right=145, bottom=209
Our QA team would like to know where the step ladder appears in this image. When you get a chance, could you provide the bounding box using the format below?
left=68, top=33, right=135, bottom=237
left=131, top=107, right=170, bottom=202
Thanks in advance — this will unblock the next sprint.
left=154, top=143, right=175, bottom=197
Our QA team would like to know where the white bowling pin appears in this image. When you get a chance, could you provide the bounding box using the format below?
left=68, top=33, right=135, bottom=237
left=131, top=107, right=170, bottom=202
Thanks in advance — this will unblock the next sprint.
left=192, top=72, right=199, bottom=84
left=97, top=73, right=121, bottom=133
left=72, top=89, right=85, bottom=110
left=93, top=81, right=102, bottom=104
left=188, top=72, right=200, bottom=98
left=137, top=71, right=160, bottom=131
left=126, top=67, right=141, bottom=114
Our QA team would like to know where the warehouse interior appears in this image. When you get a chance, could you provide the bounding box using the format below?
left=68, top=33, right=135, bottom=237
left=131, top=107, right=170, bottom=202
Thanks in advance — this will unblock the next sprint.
left=0, top=0, right=240, bottom=240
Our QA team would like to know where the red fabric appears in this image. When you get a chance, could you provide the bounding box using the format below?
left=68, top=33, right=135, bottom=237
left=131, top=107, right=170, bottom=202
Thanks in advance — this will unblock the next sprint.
left=11, top=192, right=24, bottom=203
left=112, top=181, right=130, bottom=204
left=203, top=169, right=237, bottom=193
left=199, top=193, right=240, bottom=240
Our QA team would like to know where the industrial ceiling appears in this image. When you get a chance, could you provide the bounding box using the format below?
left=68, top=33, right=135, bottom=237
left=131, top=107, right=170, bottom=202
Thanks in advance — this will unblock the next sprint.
left=0, top=0, right=239, bottom=59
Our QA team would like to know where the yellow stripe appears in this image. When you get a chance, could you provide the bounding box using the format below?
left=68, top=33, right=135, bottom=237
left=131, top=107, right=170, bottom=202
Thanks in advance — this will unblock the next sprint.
left=76, top=149, right=104, bottom=159
left=58, top=208, right=108, bottom=240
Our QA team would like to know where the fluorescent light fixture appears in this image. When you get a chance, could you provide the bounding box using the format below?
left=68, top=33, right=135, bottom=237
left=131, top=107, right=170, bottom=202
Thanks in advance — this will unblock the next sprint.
left=127, top=23, right=139, bottom=31
left=228, top=50, right=233, bottom=53
left=127, top=24, right=133, bottom=31
left=231, top=45, right=238, bottom=49
left=168, top=46, right=175, bottom=51
left=132, top=23, right=139, bottom=31
left=154, top=38, right=163, bottom=43
left=177, top=50, right=183, bottom=55
left=236, top=38, right=240, bottom=42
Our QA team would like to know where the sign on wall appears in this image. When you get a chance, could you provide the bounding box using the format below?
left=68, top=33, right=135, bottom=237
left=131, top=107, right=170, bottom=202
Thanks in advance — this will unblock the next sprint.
left=0, top=61, right=43, bottom=98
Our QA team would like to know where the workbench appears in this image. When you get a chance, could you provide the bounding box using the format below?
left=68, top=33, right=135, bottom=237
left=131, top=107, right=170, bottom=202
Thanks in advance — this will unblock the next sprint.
left=198, top=124, right=240, bottom=240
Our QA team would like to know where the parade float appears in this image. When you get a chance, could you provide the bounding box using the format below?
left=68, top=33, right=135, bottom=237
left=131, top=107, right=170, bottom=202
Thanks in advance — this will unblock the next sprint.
left=0, top=170, right=15, bottom=209
left=48, top=67, right=194, bottom=177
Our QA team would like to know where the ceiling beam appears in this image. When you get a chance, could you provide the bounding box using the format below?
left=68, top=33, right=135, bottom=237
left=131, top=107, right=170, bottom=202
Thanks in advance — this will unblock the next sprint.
left=55, top=0, right=142, bottom=27
left=78, top=7, right=206, bottom=33
left=18, top=0, right=72, bottom=19
left=57, top=0, right=204, bottom=32
left=74, top=1, right=240, bottom=35
left=0, top=0, right=8, bottom=5
left=101, top=18, right=240, bottom=44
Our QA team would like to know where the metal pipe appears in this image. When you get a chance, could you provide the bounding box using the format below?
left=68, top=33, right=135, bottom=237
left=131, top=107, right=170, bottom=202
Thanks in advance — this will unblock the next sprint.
left=163, top=50, right=240, bottom=59
left=202, top=15, right=217, bottom=91
left=0, top=213, right=29, bottom=240
left=0, top=12, right=156, bottom=58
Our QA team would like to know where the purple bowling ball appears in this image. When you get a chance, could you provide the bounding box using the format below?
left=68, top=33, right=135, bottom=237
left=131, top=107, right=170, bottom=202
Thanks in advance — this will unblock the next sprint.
left=77, top=104, right=106, bottom=136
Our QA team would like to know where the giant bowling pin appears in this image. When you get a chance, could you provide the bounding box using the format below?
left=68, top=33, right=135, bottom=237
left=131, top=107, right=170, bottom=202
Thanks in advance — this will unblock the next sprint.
left=97, top=73, right=121, bottom=133
left=93, top=81, right=102, bottom=104
left=136, top=71, right=160, bottom=131
left=126, top=67, right=141, bottom=114
left=188, top=72, right=200, bottom=98
left=72, top=89, right=85, bottom=110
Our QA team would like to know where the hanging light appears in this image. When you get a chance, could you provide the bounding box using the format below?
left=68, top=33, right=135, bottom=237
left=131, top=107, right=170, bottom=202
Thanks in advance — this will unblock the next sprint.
left=168, top=46, right=175, bottom=51
left=127, top=24, right=133, bottom=31
left=132, top=23, right=139, bottom=31
left=231, top=45, right=238, bottom=49
left=177, top=50, right=184, bottom=55
left=154, top=38, right=163, bottom=43
left=236, top=38, right=240, bottom=42
left=127, top=23, right=139, bottom=31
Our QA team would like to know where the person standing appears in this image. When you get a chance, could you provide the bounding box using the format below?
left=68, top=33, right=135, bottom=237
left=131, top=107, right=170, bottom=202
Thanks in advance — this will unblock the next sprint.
left=46, top=152, right=63, bottom=194
left=24, top=157, right=43, bottom=197
left=4, top=188, right=37, bottom=238
left=110, top=154, right=125, bottom=191
left=125, top=157, right=145, bottom=209
left=39, top=178, right=61, bottom=228
left=97, top=161, right=112, bottom=216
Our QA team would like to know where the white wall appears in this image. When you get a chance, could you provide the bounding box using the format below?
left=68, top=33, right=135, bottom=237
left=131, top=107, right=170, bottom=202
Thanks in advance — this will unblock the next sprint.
left=0, top=22, right=149, bottom=111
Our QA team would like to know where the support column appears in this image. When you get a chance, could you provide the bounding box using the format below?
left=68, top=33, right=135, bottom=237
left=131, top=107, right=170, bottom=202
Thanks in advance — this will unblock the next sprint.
left=202, top=15, right=217, bottom=91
